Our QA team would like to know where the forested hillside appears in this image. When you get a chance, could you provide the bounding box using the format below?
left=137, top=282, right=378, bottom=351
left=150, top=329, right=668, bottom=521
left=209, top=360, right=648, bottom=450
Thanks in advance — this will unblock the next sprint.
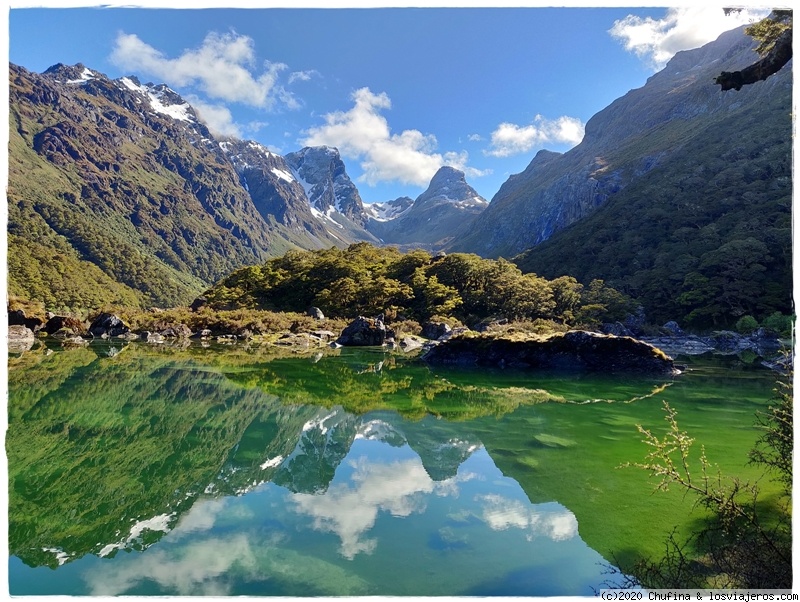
left=202, top=242, right=636, bottom=328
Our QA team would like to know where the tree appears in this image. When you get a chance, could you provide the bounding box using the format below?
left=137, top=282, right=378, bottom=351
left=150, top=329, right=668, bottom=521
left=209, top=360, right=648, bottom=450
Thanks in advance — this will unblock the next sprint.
left=715, top=10, right=792, bottom=91
left=616, top=371, right=793, bottom=589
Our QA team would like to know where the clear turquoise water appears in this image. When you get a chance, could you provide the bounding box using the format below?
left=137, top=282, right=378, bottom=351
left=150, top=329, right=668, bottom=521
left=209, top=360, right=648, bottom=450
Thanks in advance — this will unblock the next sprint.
left=6, top=342, right=779, bottom=596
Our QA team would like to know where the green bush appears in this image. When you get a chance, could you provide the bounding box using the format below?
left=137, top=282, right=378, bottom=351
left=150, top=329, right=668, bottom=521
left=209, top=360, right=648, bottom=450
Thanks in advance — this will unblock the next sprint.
left=734, top=315, right=759, bottom=334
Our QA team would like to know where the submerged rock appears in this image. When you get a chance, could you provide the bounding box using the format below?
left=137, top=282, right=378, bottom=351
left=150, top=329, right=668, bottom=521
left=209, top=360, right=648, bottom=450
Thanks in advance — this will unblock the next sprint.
left=421, top=330, right=675, bottom=374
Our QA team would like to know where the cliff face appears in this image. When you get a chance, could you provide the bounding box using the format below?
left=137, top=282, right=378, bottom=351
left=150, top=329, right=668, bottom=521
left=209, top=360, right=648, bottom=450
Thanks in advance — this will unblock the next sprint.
left=449, top=26, right=792, bottom=259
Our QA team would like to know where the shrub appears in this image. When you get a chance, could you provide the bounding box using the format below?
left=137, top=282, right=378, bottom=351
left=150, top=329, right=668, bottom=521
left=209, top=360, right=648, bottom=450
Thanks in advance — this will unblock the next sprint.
left=734, top=315, right=759, bottom=334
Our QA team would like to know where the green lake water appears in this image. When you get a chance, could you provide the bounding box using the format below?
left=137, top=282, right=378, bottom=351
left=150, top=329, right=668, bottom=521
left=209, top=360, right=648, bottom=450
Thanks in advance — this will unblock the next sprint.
left=6, top=341, right=782, bottom=596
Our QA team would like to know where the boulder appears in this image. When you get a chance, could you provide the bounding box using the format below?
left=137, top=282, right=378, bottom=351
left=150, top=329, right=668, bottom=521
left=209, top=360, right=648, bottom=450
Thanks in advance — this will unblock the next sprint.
left=336, top=316, right=395, bottom=347
left=8, top=324, right=35, bottom=342
left=89, top=313, right=129, bottom=337
left=662, top=321, right=684, bottom=336
left=43, top=315, right=87, bottom=336
left=159, top=324, right=193, bottom=339
left=421, top=321, right=452, bottom=341
left=140, top=331, right=165, bottom=343
left=8, top=325, right=36, bottom=352
left=8, top=309, right=44, bottom=333
left=307, top=307, right=325, bottom=320
left=601, top=322, right=633, bottom=337
left=189, top=296, right=207, bottom=311
left=422, top=330, right=676, bottom=374
left=399, top=336, right=424, bottom=352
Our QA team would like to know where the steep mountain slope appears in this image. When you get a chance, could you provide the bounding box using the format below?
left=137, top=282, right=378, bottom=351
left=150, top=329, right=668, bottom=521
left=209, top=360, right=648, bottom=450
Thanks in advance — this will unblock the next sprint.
left=450, top=26, right=792, bottom=328
left=283, top=146, right=381, bottom=244
left=450, top=26, right=792, bottom=261
left=219, top=139, right=350, bottom=248
left=7, top=63, right=372, bottom=310
left=367, top=166, right=488, bottom=248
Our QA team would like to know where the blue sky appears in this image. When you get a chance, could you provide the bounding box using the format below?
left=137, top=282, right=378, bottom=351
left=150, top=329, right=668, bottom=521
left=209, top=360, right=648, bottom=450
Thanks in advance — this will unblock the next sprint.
left=6, top=2, right=770, bottom=203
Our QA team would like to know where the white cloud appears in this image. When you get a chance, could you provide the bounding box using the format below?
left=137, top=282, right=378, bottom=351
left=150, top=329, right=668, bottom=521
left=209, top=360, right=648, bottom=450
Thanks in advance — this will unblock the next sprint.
left=468, top=133, right=484, bottom=142
left=609, top=6, right=771, bottom=71
left=189, top=97, right=242, bottom=138
left=290, top=455, right=460, bottom=559
left=477, top=495, right=579, bottom=542
left=86, top=534, right=257, bottom=596
left=110, top=30, right=297, bottom=110
left=485, top=115, right=585, bottom=158
left=301, top=87, right=488, bottom=187
left=289, top=69, right=319, bottom=84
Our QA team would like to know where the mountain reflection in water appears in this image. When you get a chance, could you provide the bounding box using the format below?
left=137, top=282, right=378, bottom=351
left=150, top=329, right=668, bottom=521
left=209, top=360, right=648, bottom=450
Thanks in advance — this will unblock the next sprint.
left=8, top=342, right=773, bottom=595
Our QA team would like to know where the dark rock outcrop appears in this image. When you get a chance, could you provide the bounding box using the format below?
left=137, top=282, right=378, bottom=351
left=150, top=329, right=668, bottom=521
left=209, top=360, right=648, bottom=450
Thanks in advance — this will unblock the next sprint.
left=422, top=330, right=675, bottom=374
left=43, top=315, right=87, bottom=336
left=421, top=321, right=452, bottom=340
left=88, top=313, right=130, bottom=338
left=336, top=316, right=395, bottom=347
left=8, top=309, right=44, bottom=333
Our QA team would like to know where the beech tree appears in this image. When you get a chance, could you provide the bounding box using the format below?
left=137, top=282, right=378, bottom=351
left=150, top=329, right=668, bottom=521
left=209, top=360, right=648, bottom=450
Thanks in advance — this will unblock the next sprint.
left=715, top=10, right=792, bottom=91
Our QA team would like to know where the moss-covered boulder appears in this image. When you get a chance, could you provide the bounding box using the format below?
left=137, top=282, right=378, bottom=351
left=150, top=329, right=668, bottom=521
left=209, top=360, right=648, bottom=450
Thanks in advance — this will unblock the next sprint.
left=421, top=330, right=675, bottom=374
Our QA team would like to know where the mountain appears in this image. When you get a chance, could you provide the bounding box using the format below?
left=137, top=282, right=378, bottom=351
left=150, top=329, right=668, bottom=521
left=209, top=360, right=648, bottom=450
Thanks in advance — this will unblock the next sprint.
left=451, top=26, right=792, bottom=259
left=363, top=196, right=415, bottom=222
left=450, top=26, right=793, bottom=328
left=7, top=63, right=375, bottom=310
left=283, top=146, right=381, bottom=245
left=366, top=166, right=488, bottom=248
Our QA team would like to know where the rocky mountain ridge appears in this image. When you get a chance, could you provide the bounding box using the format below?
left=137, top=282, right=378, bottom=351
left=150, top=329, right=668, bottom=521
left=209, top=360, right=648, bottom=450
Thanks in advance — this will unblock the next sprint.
left=8, top=60, right=486, bottom=310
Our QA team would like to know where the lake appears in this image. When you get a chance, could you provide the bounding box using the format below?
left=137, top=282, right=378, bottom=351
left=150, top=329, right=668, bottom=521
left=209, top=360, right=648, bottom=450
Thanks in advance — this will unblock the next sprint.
left=6, top=341, right=781, bottom=596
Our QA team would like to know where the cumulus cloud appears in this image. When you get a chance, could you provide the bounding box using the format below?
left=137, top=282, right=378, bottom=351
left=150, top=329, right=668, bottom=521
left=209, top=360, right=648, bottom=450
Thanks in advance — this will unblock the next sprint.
left=189, top=97, right=242, bottom=138
left=609, top=6, right=770, bottom=71
left=301, top=87, right=488, bottom=187
left=290, top=456, right=444, bottom=559
left=485, top=115, right=585, bottom=158
left=110, top=30, right=297, bottom=110
left=477, top=495, right=579, bottom=542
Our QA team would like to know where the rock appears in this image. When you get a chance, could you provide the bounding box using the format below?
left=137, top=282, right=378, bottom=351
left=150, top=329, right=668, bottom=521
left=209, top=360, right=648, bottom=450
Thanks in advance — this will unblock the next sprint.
left=8, top=324, right=35, bottom=341
left=707, top=330, right=749, bottom=353
left=312, top=330, right=336, bottom=341
left=190, top=328, right=212, bottom=339
left=662, top=321, right=684, bottom=336
left=89, top=313, right=129, bottom=337
left=421, top=330, right=676, bottom=374
left=8, top=325, right=36, bottom=352
left=307, top=306, right=325, bottom=320
left=159, top=324, right=193, bottom=338
left=623, top=307, right=647, bottom=337
left=190, top=296, right=207, bottom=311
left=43, top=315, right=87, bottom=336
left=601, top=322, right=633, bottom=337
left=421, top=321, right=452, bottom=340
left=8, top=309, right=44, bottom=333
left=640, top=335, right=714, bottom=357
left=748, top=327, right=783, bottom=354
left=61, top=335, right=89, bottom=347
left=140, top=331, right=165, bottom=343
left=336, top=316, right=395, bottom=347
left=399, top=336, right=424, bottom=352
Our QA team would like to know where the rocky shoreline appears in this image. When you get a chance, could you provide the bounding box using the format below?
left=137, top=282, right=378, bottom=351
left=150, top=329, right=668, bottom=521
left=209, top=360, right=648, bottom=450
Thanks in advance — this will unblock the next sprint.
left=8, top=309, right=791, bottom=373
